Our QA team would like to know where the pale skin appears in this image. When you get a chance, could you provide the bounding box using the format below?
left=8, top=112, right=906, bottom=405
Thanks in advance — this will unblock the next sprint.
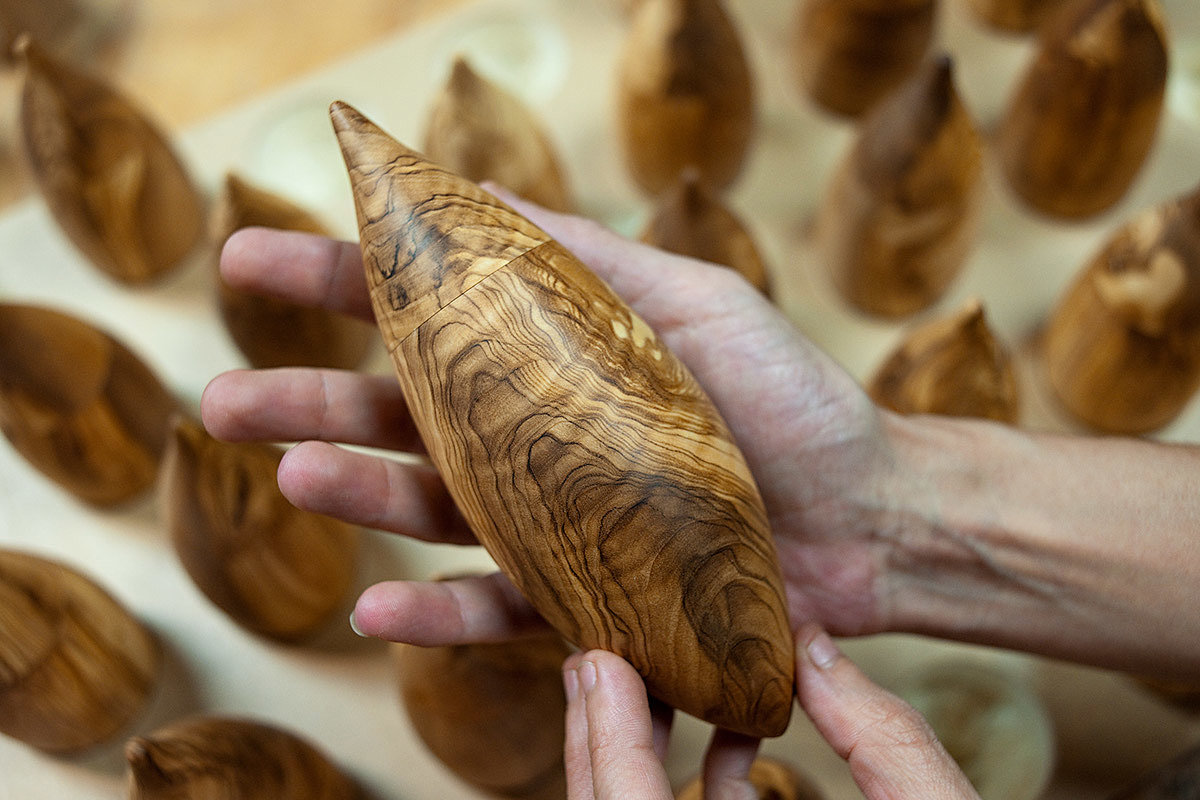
left=202, top=186, right=1200, bottom=799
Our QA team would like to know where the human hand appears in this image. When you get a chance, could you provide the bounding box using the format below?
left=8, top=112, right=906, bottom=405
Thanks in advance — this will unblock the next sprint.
left=562, top=624, right=980, bottom=800
left=200, top=186, right=898, bottom=646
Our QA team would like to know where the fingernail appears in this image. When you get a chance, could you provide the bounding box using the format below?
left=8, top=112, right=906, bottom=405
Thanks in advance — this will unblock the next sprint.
left=578, top=659, right=598, bottom=695
left=349, top=610, right=368, bottom=638
left=563, top=666, right=581, bottom=703
left=806, top=628, right=841, bottom=669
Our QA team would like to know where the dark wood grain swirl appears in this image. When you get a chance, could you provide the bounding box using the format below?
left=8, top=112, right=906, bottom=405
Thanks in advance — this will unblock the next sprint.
left=332, top=102, right=794, bottom=737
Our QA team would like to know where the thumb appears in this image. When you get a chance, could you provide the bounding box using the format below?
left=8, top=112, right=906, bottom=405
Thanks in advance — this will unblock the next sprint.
left=795, top=623, right=981, bottom=800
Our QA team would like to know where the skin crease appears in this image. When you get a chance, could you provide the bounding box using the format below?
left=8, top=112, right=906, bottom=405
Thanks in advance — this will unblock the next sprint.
left=201, top=184, right=1200, bottom=800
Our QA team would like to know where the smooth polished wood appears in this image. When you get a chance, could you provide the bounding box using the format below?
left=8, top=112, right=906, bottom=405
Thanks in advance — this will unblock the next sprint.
left=868, top=299, right=1019, bottom=423
left=396, top=632, right=572, bottom=799
left=818, top=56, right=983, bottom=319
left=616, top=0, right=755, bottom=196
left=639, top=169, right=772, bottom=297
left=0, top=303, right=180, bottom=506
left=423, top=57, right=572, bottom=212
left=212, top=173, right=375, bottom=369
left=0, top=549, right=159, bottom=752
left=996, top=0, right=1168, bottom=220
left=161, top=417, right=360, bottom=641
left=15, top=37, right=206, bottom=284
left=1042, top=185, right=1200, bottom=434
left=791, top=0, right=936, bottom=119
left=125, top=716, right=361, bottom=800
left=332, top=101, right=794, bottom=738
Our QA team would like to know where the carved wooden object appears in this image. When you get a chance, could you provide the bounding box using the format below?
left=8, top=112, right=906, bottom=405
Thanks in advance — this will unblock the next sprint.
left=396, top=631, right=573, bottom=799
left=869, top=299, right=1019, bottom=424
left=16, top=37, right=206, bottom=284
left=791, top=0, right=936, bottom=119
left=677, top=757, right=825, bottom=800
left=818, top=56, right=983, bottom=319
left=161, top=417, right=360, bottom=641
left=331, top=101, right=793, bottom=738
left=125, top=716, right=360, bottom=800
left=996, top=0, right=1168, bottom=220
left=0, top=549, right=159, bottom=752
left=616, top=0, right=755, bottom=196
left=963, top=0, right=1070, bottom=32
left=0, top=303, right=179, bottom=506
left=212, top=173, right=374, bottom=369
left=423, top=57, right=572, bottom=213
left=1042, top=184, right=1200, bottom=434
left=639, top=169, right=772, bottom=297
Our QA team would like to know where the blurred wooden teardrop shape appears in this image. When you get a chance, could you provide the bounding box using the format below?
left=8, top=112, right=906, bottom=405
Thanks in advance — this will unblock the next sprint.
left=423, top=57, right=572, bottom=213
left=0, top=303, right=179, bottom=506
left=617, top=0, right=756, bottom=196
left=125, top=716, right=360, bottom=800
left=396, top=631, right=573, bottom=799
left=639, top=169, right=772, bottom=297
left=161, top=417, right=360, bottom=641
left=1042, top=184, right=1200, bottom=434
left=16, top=37, right=205, bottom=284
left=0, top=549, right=159, bottom=752
left=869, top=299, right=1019, bottom=423
left=792, top=0, right=936, bottom=118
left=819, top=56, right=984, bottom=319
left=212, top=173, right=375, bottom=369
left=996, top=0, right=1168, bottom=220
left=331, top=101, right=793, bottom=738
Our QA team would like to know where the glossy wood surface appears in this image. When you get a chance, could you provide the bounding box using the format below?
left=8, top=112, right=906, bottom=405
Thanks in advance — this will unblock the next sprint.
left=0, top=549, right=159, bottom=752
left=996, top=0, right=1168, bottom=220
left=332, top=101, right=794, bottom=738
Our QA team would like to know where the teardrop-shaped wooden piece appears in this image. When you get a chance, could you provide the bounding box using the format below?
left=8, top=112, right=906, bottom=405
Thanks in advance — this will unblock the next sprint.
left=212, top=173, right=375, bottom=369
left=868, top=299, right=1019, bottom=423
left=963, top=0, right=1070, bottom=33
left=616, top=0, right=756, bottom=196
left=0, top=549, right=159, bottom=752
left=161, top=416, right=360, bottom=641
left=995, top=0, right=1168, bottom=220
left=1041, top=185, right=1200, bottom=434
left=125, top=716, right=360, bottom=800
left=791, top=0, right=936, bottom=119
left=331, top=101, right=793, bottom=738
left=396, top=631, right=572, bottom=799
left=676, top=757, right=825, bottom=800
left=818, top=56, right=984, bottom=319
left=0, top=303, right=180, bottom=506
left=15, top=37, right=206, bottom=284
left=423, top=57, right=573, bottom=213
left=639, top=169, right=772, bottom=297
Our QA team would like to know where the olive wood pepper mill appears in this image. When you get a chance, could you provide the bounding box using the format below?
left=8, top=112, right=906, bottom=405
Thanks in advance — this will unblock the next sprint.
left=330, top=101, right=794, bottom=738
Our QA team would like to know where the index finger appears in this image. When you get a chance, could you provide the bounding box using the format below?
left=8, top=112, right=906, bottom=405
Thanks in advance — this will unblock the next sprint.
left=220, top=227, right=374, bottom=321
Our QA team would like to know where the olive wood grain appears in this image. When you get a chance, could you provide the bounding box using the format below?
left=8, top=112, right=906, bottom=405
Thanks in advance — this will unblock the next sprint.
left=996, top=0, right=1168, bottom=220
left=1042, top=184, right=1200, bottom=434
left=331, top=101, right=794, bottom=738
left=791, top=0, right=936, bottom=119
left=0, top=549, right=159, bottom=752
left=963, top=0, right=1070, bottom=32
left=818, top=56, right=983, bottom=319
left=0, top=303, right=180, bottom=506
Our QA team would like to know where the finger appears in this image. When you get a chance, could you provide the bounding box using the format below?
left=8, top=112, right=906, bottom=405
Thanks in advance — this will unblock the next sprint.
left=221, top=227, right=374, bottom=321
left=701, top=728, right=761, bottom=800
left=277, top=440, right=476, bottom=544
left=567, top=650, right=675, bottom=800
left=795, top=623, right=981, bottom=800
left=201, top=368, right=424, bottom=452
left=563, top=652, right=595, bottom=800
left=351, top=573, right=550, bottom=645
left=648, top=695, right=675, bottom=763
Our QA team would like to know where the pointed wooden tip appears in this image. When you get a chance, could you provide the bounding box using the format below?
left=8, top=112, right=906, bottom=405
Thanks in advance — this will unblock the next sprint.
left=448, top=55, right=480, bottom=91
